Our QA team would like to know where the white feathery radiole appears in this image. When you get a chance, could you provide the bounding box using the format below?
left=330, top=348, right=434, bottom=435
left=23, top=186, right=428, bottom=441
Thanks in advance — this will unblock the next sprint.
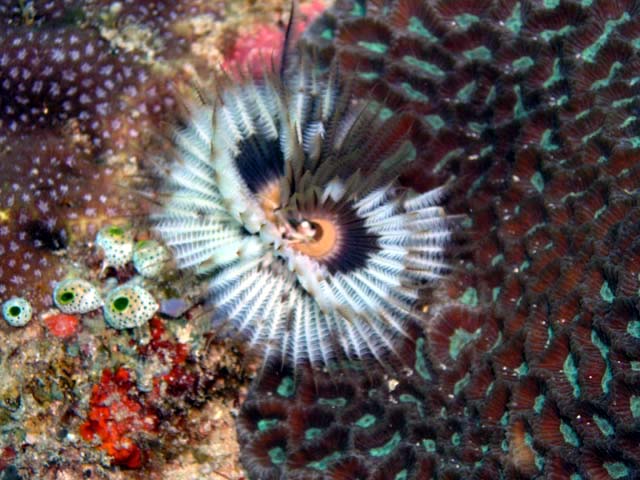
left=151, top=54, right=458, bottom=368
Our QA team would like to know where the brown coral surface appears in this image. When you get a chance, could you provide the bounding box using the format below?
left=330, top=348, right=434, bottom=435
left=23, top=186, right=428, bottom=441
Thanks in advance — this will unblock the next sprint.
left=238, top=0, right=640, bottom=479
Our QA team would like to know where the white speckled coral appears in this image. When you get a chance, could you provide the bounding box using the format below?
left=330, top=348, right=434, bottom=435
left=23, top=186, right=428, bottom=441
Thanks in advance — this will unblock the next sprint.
left=153, top=61, right=455, bottom=367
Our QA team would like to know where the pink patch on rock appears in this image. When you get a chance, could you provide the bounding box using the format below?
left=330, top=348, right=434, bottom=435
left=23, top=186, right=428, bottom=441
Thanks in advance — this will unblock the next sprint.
left=44, top=313, right=80, bottom=338
left=224, top=23, right=283, bottom=76
left=223, top=0, right=327, bottom=77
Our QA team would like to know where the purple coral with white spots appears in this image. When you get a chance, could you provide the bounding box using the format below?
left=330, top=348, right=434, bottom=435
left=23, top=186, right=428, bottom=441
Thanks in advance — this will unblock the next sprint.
left=0, top=131, right=134, bottom=308
left=0, top=27, right=175, bottom=152
left=0, top=2, right=182, bottom=311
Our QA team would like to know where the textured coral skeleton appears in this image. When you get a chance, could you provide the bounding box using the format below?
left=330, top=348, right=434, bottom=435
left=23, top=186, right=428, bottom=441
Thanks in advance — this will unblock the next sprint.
left=237, top=0, right=640, bottom=478
left=153, top=52, right=457, bottom=367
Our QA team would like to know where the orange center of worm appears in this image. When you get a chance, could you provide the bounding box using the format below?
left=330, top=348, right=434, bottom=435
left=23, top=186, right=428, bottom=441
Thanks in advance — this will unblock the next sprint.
left=258, top=181, right=339, bottom=259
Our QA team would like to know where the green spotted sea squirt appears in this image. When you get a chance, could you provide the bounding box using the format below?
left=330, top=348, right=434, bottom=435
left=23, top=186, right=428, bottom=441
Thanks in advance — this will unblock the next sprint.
left=103, top=285, right=159, bottom=329
left=53, top=278, right=103, bottom=314
left=2, top=297, right=32, bottom=327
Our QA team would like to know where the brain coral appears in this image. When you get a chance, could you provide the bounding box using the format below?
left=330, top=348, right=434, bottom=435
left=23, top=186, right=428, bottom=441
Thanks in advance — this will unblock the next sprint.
left=239, top=0, right=640, bottom=478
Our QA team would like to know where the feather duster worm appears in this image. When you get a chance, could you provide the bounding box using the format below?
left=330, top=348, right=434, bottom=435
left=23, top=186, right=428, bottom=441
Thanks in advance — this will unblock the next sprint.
left=152, top=57, right=456, bottom=367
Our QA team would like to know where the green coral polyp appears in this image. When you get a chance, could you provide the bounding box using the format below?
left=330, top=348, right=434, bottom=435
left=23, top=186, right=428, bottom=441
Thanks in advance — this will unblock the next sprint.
left=305, top=428, right=323, bottom=440
left=560, top=421, right=580, bottom=447
left=276, top=377, right=295, bottom=397
left=355, top=414, right=377, bottom=428
left=357, top=40, right=387, bottom=53
left=318, top=397, right=347, bottom=408
left=370, top=431, right=401, bottom=457
left=604, top=462, right=629, bottom=479
left=408, top=16, right=436, bottom=41
left=307, top=451, right=342, bottom=470
left=449, top=327, right=481, bottom=360
left=402, top=55, right=445, bottom=76
left=422, top=439, right=436, bottom=452
left=463, top=46, right=491, bottom=61
left=455, top=13, right=479, bottom=28
left=268, top=447, right=286, bottom=465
